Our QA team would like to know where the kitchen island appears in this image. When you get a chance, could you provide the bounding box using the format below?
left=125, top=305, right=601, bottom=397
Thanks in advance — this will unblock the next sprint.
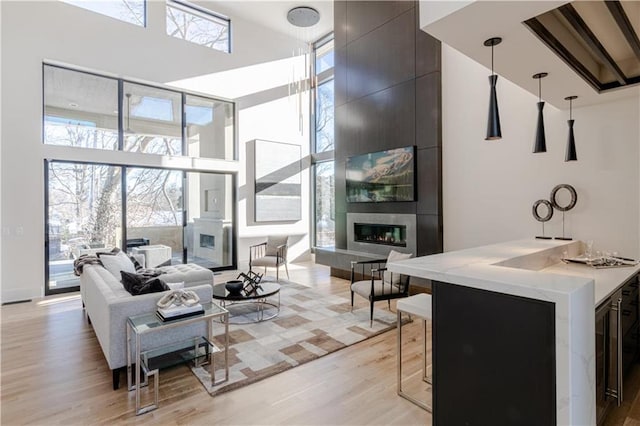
left=388, top=239, right=640, bottom=426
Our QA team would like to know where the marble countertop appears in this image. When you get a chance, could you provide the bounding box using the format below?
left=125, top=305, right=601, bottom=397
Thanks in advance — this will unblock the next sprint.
left=542, top=261, right=640, bottom=307
left=387, top=238, right=639, bottom=307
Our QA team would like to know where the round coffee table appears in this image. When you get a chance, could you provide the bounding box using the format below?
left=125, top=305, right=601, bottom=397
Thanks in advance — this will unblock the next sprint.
left=212, top=282, right=281, bottom=323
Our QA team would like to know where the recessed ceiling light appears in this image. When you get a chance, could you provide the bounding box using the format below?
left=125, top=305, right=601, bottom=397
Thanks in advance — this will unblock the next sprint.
left=69, top=102, right=79, bottom=108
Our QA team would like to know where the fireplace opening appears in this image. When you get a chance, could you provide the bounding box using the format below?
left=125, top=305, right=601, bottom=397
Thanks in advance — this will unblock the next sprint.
left=354, top=223, right=407, bottom=247
left=200, top=234, right=215, bottom=249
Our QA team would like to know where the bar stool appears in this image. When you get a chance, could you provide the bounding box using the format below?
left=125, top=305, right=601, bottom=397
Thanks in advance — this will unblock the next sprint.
left=397, top=293, right=432, bottom=411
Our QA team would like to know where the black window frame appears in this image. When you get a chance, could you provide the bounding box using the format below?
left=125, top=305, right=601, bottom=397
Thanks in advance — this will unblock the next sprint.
left=42, top=63, right=237, bottom=161
left=310, top=33, right=335, bottom=250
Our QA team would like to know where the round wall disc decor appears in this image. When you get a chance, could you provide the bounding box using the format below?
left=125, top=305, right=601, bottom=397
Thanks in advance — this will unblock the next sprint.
left=532, top=199, right=554, bottom=222
left=550, top=184, right=577, bottom=211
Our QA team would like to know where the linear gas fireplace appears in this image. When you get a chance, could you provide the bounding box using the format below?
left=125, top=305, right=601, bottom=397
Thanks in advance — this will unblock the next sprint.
left=354, top=223, right=406, bottom=247
left=347, top=213, right=417, bottom=256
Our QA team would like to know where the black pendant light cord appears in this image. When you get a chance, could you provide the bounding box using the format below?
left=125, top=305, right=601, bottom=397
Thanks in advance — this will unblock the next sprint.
left=491, top=44, right=495, bottom=76
left=569, top=98, right=572, bottom=120
left=538, top=78, right=541, bottom=102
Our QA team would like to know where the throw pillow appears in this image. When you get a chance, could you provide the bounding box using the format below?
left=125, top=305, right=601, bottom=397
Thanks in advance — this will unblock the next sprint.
left=121, top=271, right=169, bottom=296
left=97, top=248, right=144, bottom=271
left=166, top=282, right=184, bottom=290
left=99, top=251, right=136, bottom=280
left=383, top=250, right=412, bottom=286
left=265, top=236, right=288, bottom=256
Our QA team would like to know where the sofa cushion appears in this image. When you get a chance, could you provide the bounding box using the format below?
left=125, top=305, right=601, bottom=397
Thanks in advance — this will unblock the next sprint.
left=120, top=271, right=169, bottom=296
left=160, top=263, right=214, bottom=287
left=98, top=251, right=136, bottom=280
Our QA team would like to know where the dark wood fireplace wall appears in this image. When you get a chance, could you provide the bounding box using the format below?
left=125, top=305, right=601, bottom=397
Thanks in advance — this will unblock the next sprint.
left=333, top=0, right=443, bottom=257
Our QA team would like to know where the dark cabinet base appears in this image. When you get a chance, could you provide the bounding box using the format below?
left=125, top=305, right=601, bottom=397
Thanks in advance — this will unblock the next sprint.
left=432, top=281, right=556, bottom=426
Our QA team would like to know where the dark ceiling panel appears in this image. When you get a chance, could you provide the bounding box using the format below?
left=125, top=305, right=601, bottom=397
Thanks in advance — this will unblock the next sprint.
left=524, top=1, right=640, bottom=94
left=606, top=1, right=640, bottom=62
left=558, top=3, right=627, bottom=85
left=523, top=17, right=602, bottom=92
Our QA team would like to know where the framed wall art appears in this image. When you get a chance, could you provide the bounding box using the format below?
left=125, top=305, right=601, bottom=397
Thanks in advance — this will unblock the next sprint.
left=254, top=140, right=301, bottom=222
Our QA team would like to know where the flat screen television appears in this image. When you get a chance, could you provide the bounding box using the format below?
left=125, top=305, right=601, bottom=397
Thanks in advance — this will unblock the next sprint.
left=346, top=146, right=415, bottom=203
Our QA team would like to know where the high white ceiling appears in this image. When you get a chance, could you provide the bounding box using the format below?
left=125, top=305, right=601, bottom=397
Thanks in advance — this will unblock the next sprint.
left=204, top=0, right=334, bottom=43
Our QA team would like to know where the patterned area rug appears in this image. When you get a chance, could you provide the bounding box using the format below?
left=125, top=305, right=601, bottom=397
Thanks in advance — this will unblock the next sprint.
left=192, top=280, right=404, bottom=396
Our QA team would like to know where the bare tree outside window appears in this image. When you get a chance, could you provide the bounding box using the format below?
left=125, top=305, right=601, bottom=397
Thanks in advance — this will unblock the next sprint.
left=315, top=80, right=335, bottom=152
left=48, top=162, right=122, bottom=260
left=45, top=120, right=118, bottom=150
left=62, top=0, right=145, bottom=26
left=166, top=1, right=230, bottom=52
left=312, top=35, right=335, bottom=248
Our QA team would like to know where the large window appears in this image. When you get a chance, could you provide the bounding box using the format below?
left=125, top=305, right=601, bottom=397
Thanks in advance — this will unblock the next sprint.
left=314, top=162, right=335, bottom=248
left=126, top=167, right=184, bottom=264
left=45, top=161, right=236, bottom=294
left=315, top=80, right=335, bottom=153
left=44, top=64, right=235, bottom=160
left=61, top=0, right=146, bottom=26
left=185, top=172, right=234, bottom=268
left=44, top=65, right=237, bottom=295
left=123, top=83, right=183, bottom=155
left=44, top=66, right=119, bottom=150
left=186, top=94, right=235, bottom=160
left=311, top=34, right=335, bottom=248
left=46, top=162, right=123, bottom=293
left=315, top=38, right=335, bottom=78
left=166, top=0, right=230, bottom=53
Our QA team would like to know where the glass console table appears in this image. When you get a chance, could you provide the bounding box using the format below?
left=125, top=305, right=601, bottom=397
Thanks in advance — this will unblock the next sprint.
left=127, top=302, right=229, bottom=415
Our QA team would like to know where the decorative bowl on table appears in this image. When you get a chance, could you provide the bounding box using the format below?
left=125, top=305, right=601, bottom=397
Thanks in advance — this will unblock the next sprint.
left=225, top=280, right=244, bottom=295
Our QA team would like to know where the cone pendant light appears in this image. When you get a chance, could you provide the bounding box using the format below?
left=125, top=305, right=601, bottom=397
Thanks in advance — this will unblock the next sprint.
left=564, top=96, right=578, bottom=162
left=484, top=37, right=502, bottom=140
left=532, top=72, right=548, bottom=153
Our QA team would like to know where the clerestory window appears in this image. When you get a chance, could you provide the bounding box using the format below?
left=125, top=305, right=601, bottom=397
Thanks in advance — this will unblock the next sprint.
left=166, top=0, right=231, bottom=53
left=61, top=0, right=146, bottom=26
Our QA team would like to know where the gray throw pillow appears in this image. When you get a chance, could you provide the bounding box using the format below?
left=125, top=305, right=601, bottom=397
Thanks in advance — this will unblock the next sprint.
left=99, top=251, right=136, bottom=280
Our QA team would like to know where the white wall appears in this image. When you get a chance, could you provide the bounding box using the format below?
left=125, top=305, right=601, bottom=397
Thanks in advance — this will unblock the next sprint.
left=442, top=44, right=640, bottom=258
left=0, top=1, right=307, bottom=302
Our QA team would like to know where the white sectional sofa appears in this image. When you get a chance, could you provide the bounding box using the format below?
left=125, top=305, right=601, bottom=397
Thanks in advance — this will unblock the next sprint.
left=80, top=262, right=214, bottom=389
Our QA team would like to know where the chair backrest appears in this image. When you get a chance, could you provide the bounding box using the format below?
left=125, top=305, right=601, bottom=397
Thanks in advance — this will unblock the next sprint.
left=383, top=250, right=412, bottom=287
left=266, top=236, right=289, bottom=258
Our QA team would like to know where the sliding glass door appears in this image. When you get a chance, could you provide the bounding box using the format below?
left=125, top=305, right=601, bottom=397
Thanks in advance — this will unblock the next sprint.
left=45, top=160, right=236, bottom=294
left=185, top=172, right=234, bottom=269
left=46, top=162, right=123, bottom=293
left=125, top=167, right=184, bottom=267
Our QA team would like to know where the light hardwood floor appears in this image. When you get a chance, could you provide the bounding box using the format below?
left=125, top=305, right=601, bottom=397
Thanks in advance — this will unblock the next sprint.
left=1, top=261, right=429, bottom=425
left=2, top=261, right=639, bottom=425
